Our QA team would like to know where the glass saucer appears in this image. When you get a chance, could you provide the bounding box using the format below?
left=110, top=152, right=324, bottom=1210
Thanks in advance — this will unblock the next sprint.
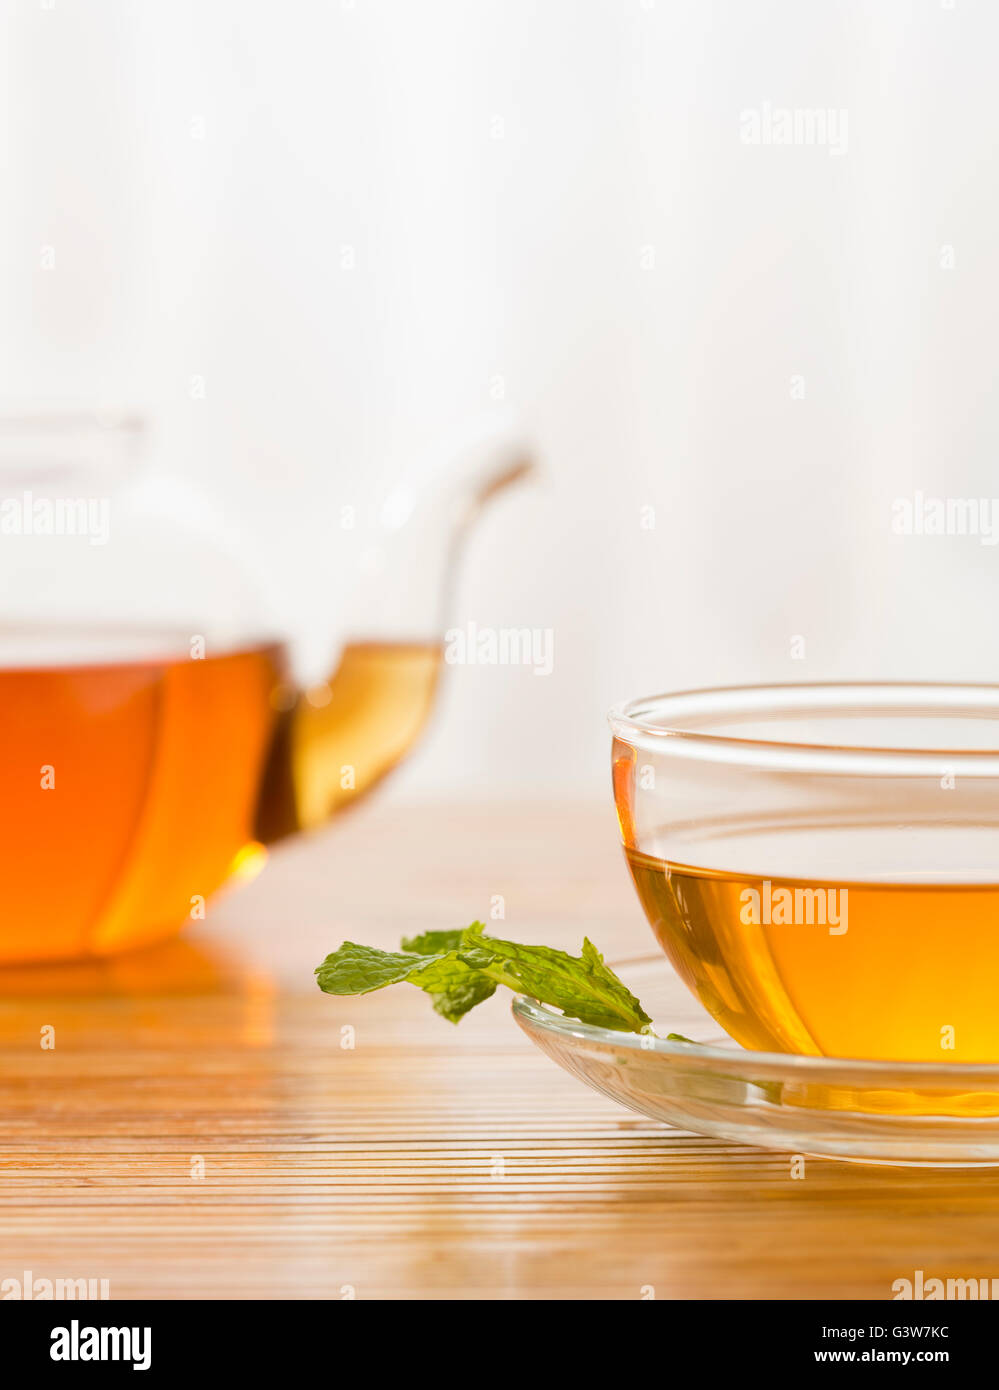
left=512, top=955, right=999, bottom=1167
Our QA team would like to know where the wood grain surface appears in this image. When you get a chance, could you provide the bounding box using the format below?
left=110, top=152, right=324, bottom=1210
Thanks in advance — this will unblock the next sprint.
left=1, top=799, right=998, bottom=1300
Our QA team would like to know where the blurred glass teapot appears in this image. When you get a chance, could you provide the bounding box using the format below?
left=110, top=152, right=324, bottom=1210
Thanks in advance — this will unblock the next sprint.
left=0, top=411, right=531, bottom=962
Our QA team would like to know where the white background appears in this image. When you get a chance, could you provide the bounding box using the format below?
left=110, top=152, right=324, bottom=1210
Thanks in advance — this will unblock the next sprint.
left=4, top=0, right=999, bottom=798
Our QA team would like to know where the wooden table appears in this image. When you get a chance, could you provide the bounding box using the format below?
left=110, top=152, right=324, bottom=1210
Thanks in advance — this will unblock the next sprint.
left=1, top=800, right=998, bottom=1300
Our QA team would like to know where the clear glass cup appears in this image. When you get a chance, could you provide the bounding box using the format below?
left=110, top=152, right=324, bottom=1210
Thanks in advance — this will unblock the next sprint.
left=609, top=683, right=999, bottom=1063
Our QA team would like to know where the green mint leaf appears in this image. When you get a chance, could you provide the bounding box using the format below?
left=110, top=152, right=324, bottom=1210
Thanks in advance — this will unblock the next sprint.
left=314, top=942, right=443, bottom=995
left=315, top=939, right=498, bottom=1025
left=405, top=945, right=491, bottom=1023
left=580, top=937, right=655, bottom=1029
left=400, top=929, right=466, bottom=954
left=406, top=951, right=482, bottom=993
left=315, top=925, right=666, bottom=1037
left=407, top=950, right=497, bottom=1023
left=397, top=924, right=500, bottom=1021
left=430, top=973, right=498, bottom=1023
left=459, top=926, right=653, bottom=1034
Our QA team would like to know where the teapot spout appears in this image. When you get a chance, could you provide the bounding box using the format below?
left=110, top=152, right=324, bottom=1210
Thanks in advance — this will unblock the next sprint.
left=254, top=424, right=534, bottom=841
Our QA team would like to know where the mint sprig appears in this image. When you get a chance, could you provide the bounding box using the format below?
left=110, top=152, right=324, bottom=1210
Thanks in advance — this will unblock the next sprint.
left=315, top=922, right=656, bottom=1034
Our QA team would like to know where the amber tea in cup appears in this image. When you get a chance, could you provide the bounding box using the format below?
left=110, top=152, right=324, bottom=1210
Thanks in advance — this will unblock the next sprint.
left=610, top=684, right=999, bottom=1063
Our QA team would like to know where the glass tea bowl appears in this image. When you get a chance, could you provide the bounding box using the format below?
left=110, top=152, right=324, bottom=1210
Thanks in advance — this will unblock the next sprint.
left=609, top=682, right=999, bottom=1066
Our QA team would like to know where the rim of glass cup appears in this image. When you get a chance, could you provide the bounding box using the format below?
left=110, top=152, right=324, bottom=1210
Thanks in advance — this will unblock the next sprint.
left=607, top=680, right=999, bottom=776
